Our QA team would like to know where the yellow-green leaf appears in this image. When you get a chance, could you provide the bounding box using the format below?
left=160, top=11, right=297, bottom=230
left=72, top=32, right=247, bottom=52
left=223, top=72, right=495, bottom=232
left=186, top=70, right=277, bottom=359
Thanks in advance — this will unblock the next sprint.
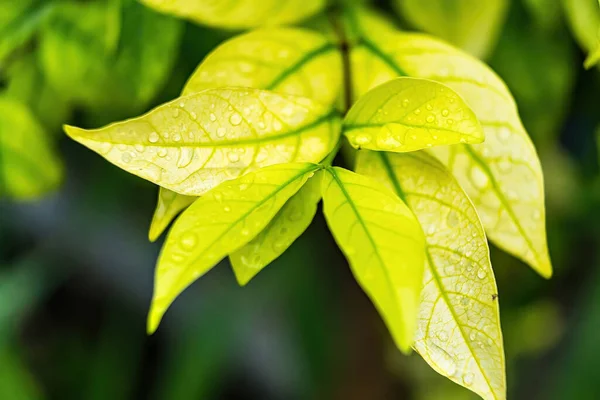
left=64, top=87, right=341, bottom=196
left=393, top=0, right=508, bottom=59
left=140, top=0, right=325, bottom=29
left=348, top=9, right=552, bottom=277
left=150, top=28, right=341, bottom=240
left=321, top=166, right=425, bottom=353
left=149, top=188, right=197, bottom=242
left=183, top=28, right=342, bottom=108
left=230, top=170, right=323, bottom=285
left=148, top=162, right=320, bottom=333
left=356, top=150, right=505, bottom=400
left=562, top=0, right=600, bottom=58
left=0, top=97, right=63, bottom=199
left=584, top=41, right=600, bottom=68
left=343, top=77, right=484, bottom=152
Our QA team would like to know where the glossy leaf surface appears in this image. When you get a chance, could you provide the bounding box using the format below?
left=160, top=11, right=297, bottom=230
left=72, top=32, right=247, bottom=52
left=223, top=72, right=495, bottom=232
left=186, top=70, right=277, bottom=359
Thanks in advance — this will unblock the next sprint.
left=0, top=97, right=62, bottom=199
left=151, top=27, right=341, bottom=239
left=348, top=9, right=552, bottom=277
left=149, top=188, right=197, bottom=242
left=230, top=170, right=323, bottom=285
left=64, top=88, right=340, bottom=196
left=394, top=0, right=508, bottom=59
left=322, top=167, right=425, bottom=353
left=344, top=77, right=484, bottom=152
left=183, top=28, right=342, bottom=107
left=357, top=150, right=505, bottom=400
left=140, top=0, right=325, bottom=29
left=148, top=163, right=320, bottom=333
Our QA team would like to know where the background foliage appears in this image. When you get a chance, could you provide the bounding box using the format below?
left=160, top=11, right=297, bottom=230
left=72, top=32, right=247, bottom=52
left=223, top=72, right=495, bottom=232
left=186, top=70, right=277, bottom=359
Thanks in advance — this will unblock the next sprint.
left=1, top=0, right=600, bottom=398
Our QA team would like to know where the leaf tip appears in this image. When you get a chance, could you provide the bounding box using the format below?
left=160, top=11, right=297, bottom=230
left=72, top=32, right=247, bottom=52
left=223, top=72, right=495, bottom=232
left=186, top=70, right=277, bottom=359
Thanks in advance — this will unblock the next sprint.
left=63, top=124, right=85, bottom=139
left=148, top=222, right=162, bottom=243
left=146, top=303, right=165, bottom=335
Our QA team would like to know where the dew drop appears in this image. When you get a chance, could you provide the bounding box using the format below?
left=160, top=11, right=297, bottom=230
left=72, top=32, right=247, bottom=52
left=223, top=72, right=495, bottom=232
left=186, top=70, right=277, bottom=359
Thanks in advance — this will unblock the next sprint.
left=532, top=210, right=541, bottom=220
left=173, top=108, right=180, bottom=118
left=441, top=109, right=449, bottom=117
left=470, top=165, right=489, bottom=189
left=447, top=118, right=454, bottom=125
left=223, top=205, right=231, bottom=212
left=241, top=228, right=250, bottom=236
left=463, top=373, right=474, bottom=386
left=498, top=127, right=510, bottom=141
left=121, top=152, right=132, bottom=163
left=158, top=148, right=168, bottom=157
left=134, top=144, right=144, bottom=153
left=469, top=331, right=477, bottom=341
left=426, top=115, right=435, bottom=123
left=273, top=120, right=282, bottom=131
left=209, top=113, right=216, bottom=121
left=437, top=330, right=449, bottom=342
left=180, top=233, right=197, bottom=250
left=230, top=113, right=242, bottom=126
left=353, top=134, right=372, bottom=146
left=216, top=127, right=226, bottom=138
left=173, top=133, right=181, bottom=142
left=447, top=210, right=459, bottom=228
left=227, top=152, right=240, bottom=163
left=477, top=269, right=487, bottom=279
left=148, top=132, right=159, bottom=143
left=414, top=109, right=421, bottom=115
left=402, top=99, right=410, bottom=107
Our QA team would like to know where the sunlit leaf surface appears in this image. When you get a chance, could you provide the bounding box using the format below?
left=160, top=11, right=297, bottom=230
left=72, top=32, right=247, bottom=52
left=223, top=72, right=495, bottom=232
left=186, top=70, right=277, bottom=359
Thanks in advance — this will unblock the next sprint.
left=344, top=77, right=483, bottom=152
left=148, top=163, right=320, bottom=333
left=149, top=188, right=197, bottom=242
left=230, top=170, right=323, bottom=285
left=183, top=27, right=342, bottom=107
left=357, top=150, right=505, bottom=400
left=65, top=88, right=340, bottom=196
left=151, top=27, right=341, bottom=239
left=321, top=166, right=425, bottom=353
left=348, top=9, right=552, bottom=277
left=394, top=0, right=508, bottom=59
left=140, top=0, right=326, bottom=29
left=0, top=97, right=62, bottom=199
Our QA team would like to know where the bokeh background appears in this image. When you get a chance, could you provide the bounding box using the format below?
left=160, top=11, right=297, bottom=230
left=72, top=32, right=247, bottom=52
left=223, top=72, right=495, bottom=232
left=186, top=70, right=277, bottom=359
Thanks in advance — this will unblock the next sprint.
left=1, top=0, right=600, bottom=399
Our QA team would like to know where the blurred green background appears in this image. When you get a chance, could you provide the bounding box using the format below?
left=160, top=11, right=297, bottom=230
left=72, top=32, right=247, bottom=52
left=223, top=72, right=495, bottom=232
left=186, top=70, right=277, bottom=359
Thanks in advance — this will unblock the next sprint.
left=1, top=0, right=600, bottom=399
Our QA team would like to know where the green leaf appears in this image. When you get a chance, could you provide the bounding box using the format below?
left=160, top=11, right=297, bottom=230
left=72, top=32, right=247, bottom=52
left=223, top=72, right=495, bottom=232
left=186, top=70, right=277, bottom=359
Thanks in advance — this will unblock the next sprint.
left=321, top=166, right=425, bottom=353
left=65, top=87, right=340, bottom=196
left=149, top=188, right=197, bottom=242
left=356, top=150, right=505, bottom=400
left=0, top=97, right=62, bottom=199
left=229, top=170, right=323, bottom=285
left=0, top=0, right=56, bottom=66
left=183, top=27, right=342, bottom=108
left=489, top=15, right=575, bottom=144
left=393, top=0, right=508, bottom=59
left=343, top=77, right=484, bottom=152
left=140, top=0, right=326, bottom=29
left=4, top=52, right=71, bottom=132
left=584, top=41, right=600, bottom=68
left=348, top=9, right=552, bottom=278
left=39, top=0, right=182, bottom=115
left=562, top=0, right=600, bottom=56
left=148, top=162, right=320, bottom=333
